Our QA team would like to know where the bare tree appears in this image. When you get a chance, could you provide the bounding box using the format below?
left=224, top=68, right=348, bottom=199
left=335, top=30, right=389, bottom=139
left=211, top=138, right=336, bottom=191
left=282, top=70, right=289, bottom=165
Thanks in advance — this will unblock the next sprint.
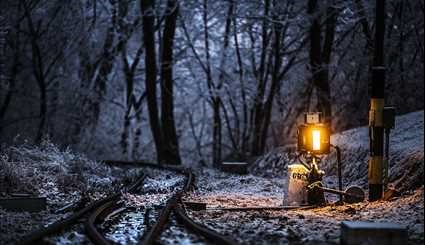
left=307, top=0, right=338, bottom=124
left=140, top=0, right=181, bottom=164
left=22, top=0, right=67, bottom=143
left=248, top=0, right=303, bottom=155
left=0, top=11, right=16, bottom=136
left=74, top=1, right=122, bottom=144
left=161, top=0, right=182, bottom=164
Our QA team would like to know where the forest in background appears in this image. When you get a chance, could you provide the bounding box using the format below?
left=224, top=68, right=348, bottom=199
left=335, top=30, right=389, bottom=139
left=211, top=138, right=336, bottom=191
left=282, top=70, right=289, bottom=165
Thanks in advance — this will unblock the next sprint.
left=0, top=0, right=423, bottom=166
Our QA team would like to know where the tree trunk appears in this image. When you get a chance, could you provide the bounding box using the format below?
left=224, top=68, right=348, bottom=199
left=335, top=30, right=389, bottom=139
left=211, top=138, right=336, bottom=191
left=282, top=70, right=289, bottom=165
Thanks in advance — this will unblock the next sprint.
left=202, top=0, right=222, bottom=166
left=141, top=0, right=164, bottom=163
left=160, top=0, right=181, bottom=164
left=216, top=1, right=235, bottom=155
left=233, top=11, right=248, bottom=153
left=132, top=110, right=143, bottom=160
left=250, top=0, right=270, bottom=156
left=307, top=0, right=336, bottom=124
left=212, top=98, right=222, bottom=165
left=72, top=6, right=119, bottom=145
left=24, top=3, right=47, bottom=143
left=0, top=76, right=14, bottom=135
left=91, top=24, right=116, bottom=128
left=36, top=83, right=47, bottom=143
left=120, top=111, right=131, bottom=158
left=0, top=32, right=18, bottom=136
left=319, top=1, right=338, bottom=124
left=139, top=0, right=182, bottom=164
left=259, top=21, right=284, bottom=153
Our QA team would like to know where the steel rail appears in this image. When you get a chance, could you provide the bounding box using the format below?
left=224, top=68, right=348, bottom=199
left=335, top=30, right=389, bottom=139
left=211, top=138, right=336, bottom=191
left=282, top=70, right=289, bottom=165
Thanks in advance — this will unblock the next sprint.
left=85, top=172, right=148, bottom=245
left=84, top=160, right=194, bottom=245
left=19, top=173, right=146, bottom=245
left=139, top=195, right=180, bottom=245
left=104, top=160, right=239, bottom=245
left=85, top=201, right=117, bottom=245
left=174, top=204, right=238, bottom=245
left=38, top=159, right=237, bottom=245
left=135, top=161, right=194, bottom=245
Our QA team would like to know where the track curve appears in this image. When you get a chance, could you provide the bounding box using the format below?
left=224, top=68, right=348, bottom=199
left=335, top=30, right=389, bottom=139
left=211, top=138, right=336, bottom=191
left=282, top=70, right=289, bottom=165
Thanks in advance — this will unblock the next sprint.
left=102, top=160, right=237, bottom=245
left=21, top=160, right=238, bottom=245
left=19, top=173, right=146, bottom=245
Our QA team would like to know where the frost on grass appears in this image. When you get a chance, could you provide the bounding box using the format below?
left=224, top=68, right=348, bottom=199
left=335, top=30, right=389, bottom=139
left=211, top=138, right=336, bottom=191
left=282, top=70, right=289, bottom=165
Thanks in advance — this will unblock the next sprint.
left=0, top=141, right=117, bottom=206
left=0, top=141, right=124, bottom=244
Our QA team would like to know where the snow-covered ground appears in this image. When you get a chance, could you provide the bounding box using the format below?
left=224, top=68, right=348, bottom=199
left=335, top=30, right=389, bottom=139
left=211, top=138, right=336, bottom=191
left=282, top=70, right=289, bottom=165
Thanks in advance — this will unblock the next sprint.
left=322, top=110, right=424, bottom=192
left=188, top=110, right=424, bottom=244
left=188, top=187, right=423, bottom=244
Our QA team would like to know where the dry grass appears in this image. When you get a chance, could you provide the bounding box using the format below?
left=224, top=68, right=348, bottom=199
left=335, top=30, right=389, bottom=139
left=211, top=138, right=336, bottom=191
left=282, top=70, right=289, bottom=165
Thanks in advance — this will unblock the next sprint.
left=0, top=140, right=116, bottom=205
left=0, top=141, right=142, bottom=244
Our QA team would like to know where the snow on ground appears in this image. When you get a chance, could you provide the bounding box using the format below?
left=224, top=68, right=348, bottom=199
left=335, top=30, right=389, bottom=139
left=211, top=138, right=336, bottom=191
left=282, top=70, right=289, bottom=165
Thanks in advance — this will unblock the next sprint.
left=0, top=142, right=138, bottom=244
left=189, top=188, right=423, bottom=244
left=187, top=110, right=424, bottom=244
left=322, top=110, right=424, bottom=191
left=186, top=168, right=285, bottom=208
left=121, top=169, right=185, bottom=210
left=0, top=111, right=422, bottom=244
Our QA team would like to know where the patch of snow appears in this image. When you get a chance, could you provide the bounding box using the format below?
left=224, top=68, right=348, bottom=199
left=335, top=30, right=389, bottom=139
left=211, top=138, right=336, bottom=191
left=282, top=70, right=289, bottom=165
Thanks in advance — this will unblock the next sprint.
left=323, top=110, right=424, bottom=191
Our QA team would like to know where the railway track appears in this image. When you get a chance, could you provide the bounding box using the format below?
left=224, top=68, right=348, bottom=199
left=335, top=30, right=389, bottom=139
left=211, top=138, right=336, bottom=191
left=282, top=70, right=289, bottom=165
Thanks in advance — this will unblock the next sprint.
left=20, top=160, right=237, bottom=245
left=20, top=171, right=146, bottom=245
left=93, top=160, right=238, bottom=245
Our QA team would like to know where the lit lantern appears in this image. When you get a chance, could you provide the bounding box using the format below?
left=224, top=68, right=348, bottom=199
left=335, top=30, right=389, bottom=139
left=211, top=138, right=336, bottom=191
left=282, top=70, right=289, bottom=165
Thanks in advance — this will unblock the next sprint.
left=297, top=113, right=330, bottom=155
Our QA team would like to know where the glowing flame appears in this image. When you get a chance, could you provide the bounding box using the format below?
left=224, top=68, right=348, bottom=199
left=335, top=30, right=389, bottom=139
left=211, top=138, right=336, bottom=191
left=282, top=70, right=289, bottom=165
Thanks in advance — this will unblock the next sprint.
left=312, top=130, right=321, bottom=151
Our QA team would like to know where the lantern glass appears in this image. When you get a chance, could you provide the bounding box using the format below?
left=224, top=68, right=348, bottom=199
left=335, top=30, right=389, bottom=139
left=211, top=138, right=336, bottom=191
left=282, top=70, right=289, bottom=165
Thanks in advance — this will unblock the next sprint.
left=297, top=124, right=330, bottom=154
left=312, top=130, right=321, bottom=151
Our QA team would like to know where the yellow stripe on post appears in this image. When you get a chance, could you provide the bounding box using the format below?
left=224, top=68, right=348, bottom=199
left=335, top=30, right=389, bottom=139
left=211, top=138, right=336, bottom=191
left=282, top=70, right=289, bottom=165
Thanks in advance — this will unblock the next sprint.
left=368, top=156, right=383, bottom=184
left=369, top=98, right=385, bottom=127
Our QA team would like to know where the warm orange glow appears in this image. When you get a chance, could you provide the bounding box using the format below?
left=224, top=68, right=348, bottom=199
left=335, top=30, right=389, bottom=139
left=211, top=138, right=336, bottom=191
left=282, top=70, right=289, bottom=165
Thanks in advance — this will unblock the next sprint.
left=312, top=130, right=321, bottom=151
left=298, top=123, right=330, bottom=154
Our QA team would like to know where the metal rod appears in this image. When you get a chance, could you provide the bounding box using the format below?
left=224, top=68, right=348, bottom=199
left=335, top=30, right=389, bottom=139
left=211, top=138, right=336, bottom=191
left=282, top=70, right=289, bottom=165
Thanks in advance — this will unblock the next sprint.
left=331, top=145, right=343, bottom=202
left=383, top=128, right=390, bottom=190
left=319, top=187, right=363, bottom=199
left=175, top=204, right=237, bottom=245
left=208, top=206, right=316, bottom=211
